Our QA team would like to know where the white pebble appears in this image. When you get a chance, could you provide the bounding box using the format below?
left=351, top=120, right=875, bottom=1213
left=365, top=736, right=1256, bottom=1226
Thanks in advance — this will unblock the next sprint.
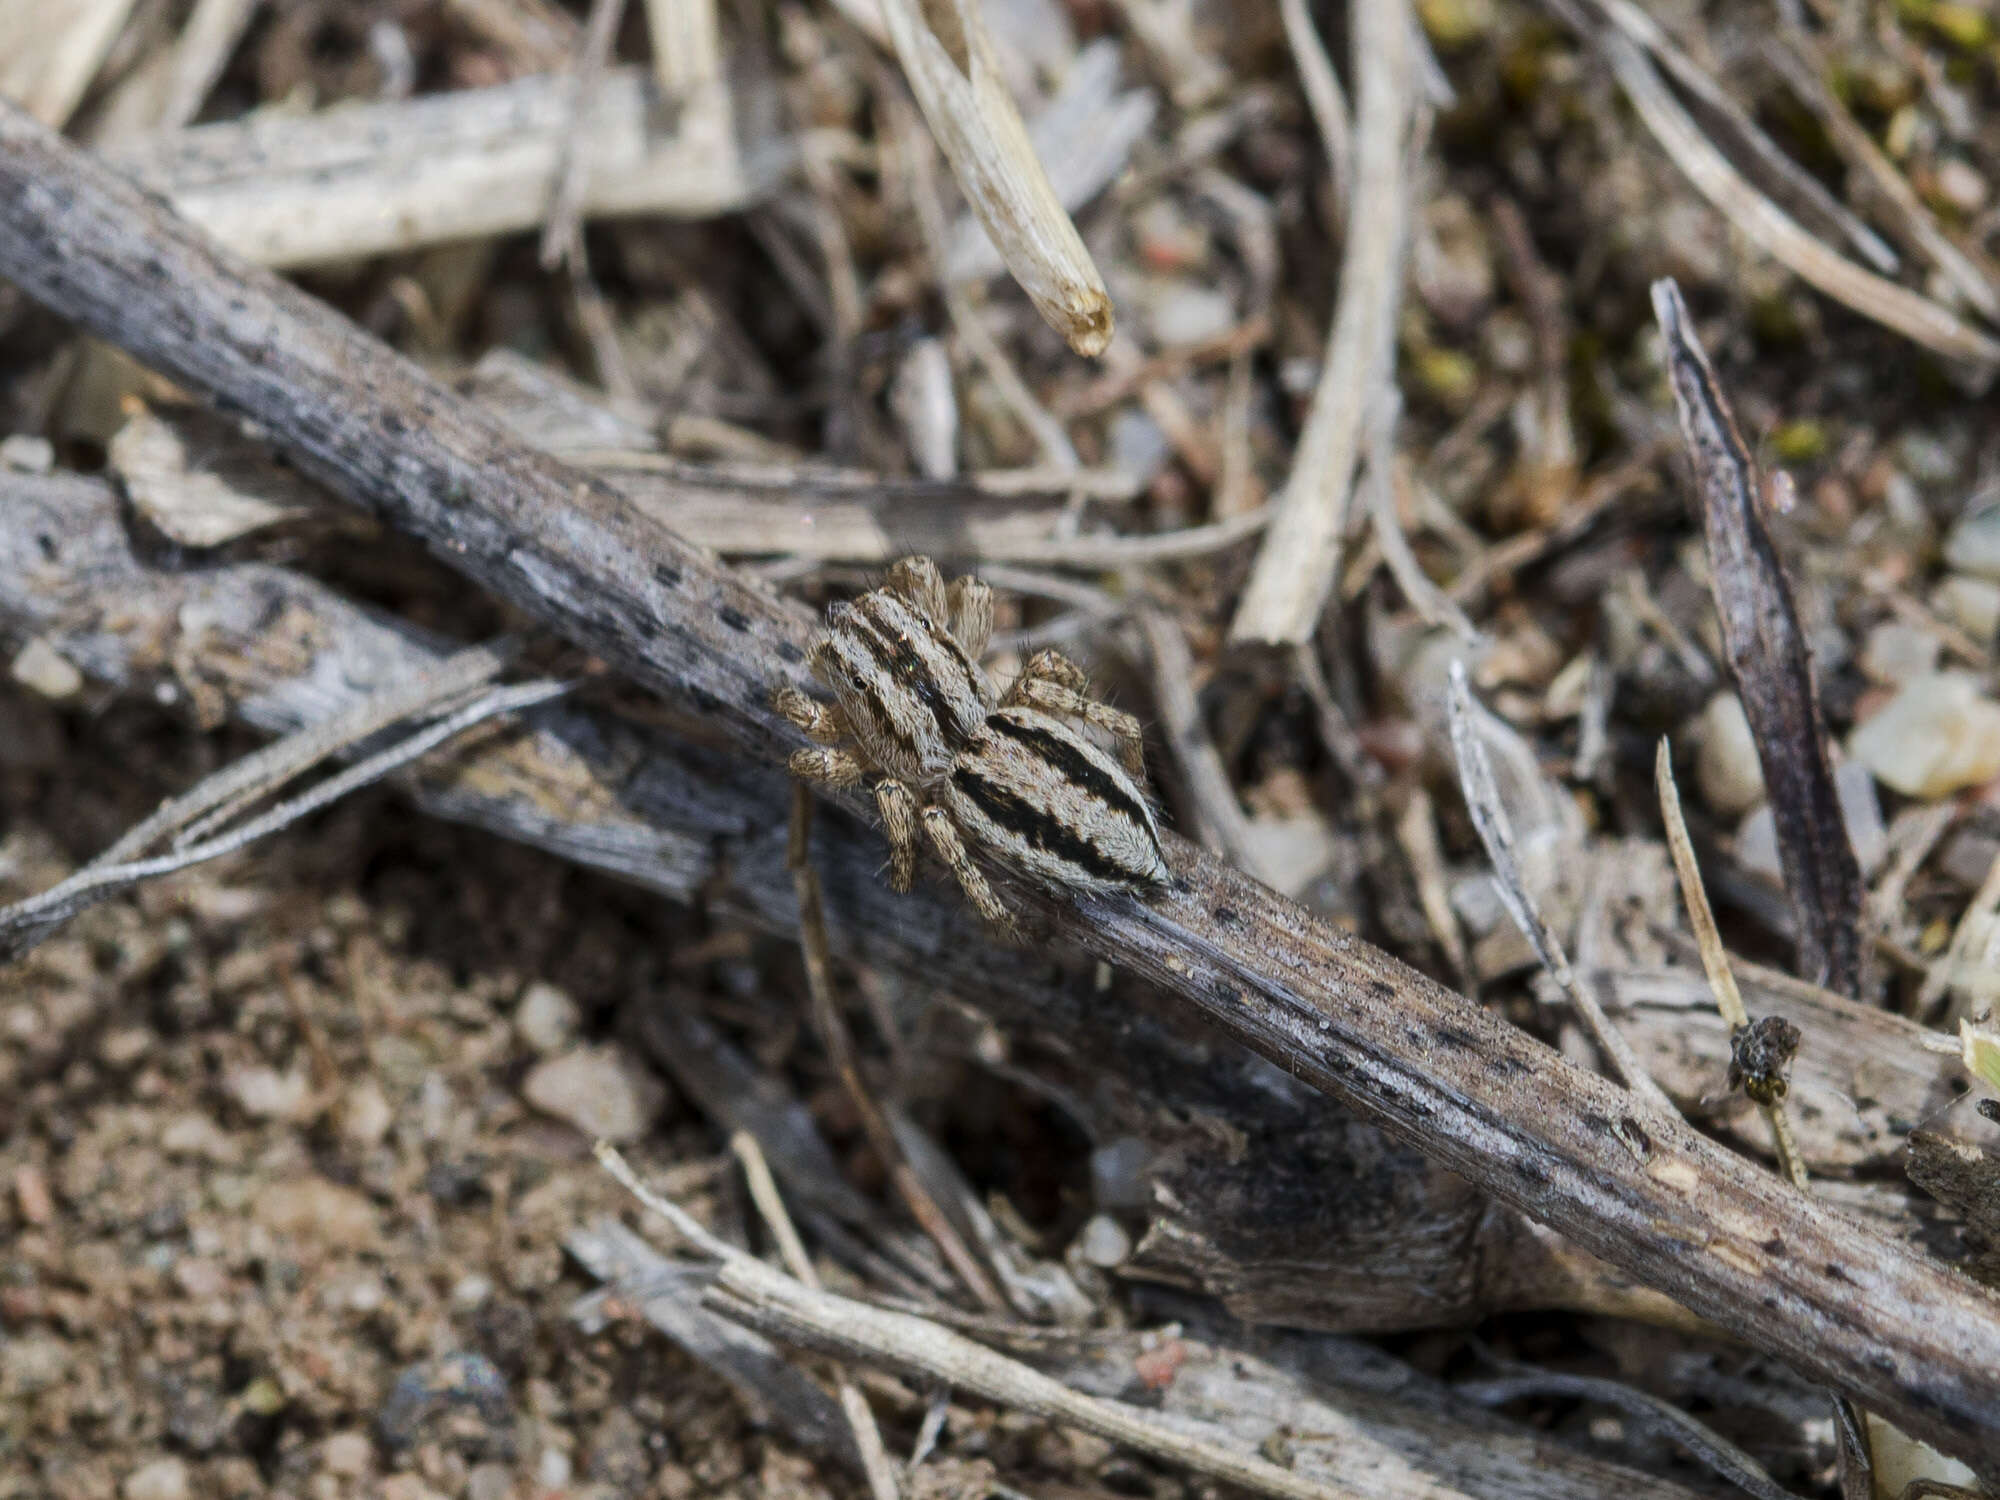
left=1938, top=574, right=2000, bottom=644
left=1850, top=672, right=2000, bottom=799
left=11, top=637, right=82, bottom=701
left=1075, top=1213, right=1132, bottom=1268
left=123, top=1458, right=189, bottom=1500
left=1945, top=503, right=2000, bottom=580
left=1693, top=693, right=1764, bottom=817
left=522, top=1045, right=666, bottom=1143
left=1859, top=621, right=1940, bottom=685
left=513, top=982, right=580, bottom=1055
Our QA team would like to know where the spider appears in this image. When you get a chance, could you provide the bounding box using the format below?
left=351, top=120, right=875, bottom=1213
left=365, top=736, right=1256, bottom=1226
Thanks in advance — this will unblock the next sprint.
left=774, top=556, right=1168, bottom=931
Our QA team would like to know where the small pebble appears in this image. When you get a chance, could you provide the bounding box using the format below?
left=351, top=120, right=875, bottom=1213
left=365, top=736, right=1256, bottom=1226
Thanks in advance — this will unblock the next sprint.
left=513, top=982, right=580, bottom=1056
left=1859, top=621, right=1940, bottom=685
left=122, top=1458, right=190, bottom=1500
left=537, top=1447, right=574, bottom=1490
left=1075, top=1212, right=1132, bottom=1268
left=226, top=1063, right=312, bottom=1121
left=11, top=637, right=83, bottom=701
left=321, top=1431, right=374, bottom=1478
left=889, top=337, right=958, bottom=482
left=466, top=1462, right=514, bottom=1500
left=253, top=1177, right=381, bottom=1251
left=1945, top=503, right=2000, bottom=579
left=1849, top=671, right=2000, bottom=798
left=1693, top=693, right=1764, bottom=817
left=340, top=1079, right=394, bottom=1147
left=1937, top=574, right=2000, bottom=644
left=0, top=433, right=53, bottom=473
left=521, top=1045, right=666, bottom=1143
left=13, top=1164, right=53, bottom=1225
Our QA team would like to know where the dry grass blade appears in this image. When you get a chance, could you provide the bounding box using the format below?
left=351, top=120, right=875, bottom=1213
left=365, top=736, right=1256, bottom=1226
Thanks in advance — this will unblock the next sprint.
left=1447, top=663, right=1676, bottom=1117
left=1655, top=741, right=1808, bottom=1190
left=1581, top=0, right=1897, bottom=274
left=1765, top=32, right=2000, bottom=323
left=1457, top=1363, right=1805, bottom=1500
left=1231, top=0, right=1417, bottom=646
left=0, top=0, right=138, bottom=128
left=158, top=0, right=261, bottom=130
left=0, top=678, right=571, bottom=959
left=877, top=0, right=1113, bottom=355
left=732, top=1132, right=902, bottom=1500
left=1276, top=0, right=1351, bottom=218
left=1590, top=26, right=2000, bottom=371
left=1651, top=279, right=1866, bottom=998
left=541, top=0, right=630, bottom=271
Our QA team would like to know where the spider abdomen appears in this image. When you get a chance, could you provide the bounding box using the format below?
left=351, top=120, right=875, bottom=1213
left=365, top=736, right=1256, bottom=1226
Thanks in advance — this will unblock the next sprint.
left=940, top=707, right=1169, bottom=894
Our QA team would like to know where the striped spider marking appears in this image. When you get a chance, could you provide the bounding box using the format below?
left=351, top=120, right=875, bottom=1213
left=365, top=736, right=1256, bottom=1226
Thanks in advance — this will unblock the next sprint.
left=774, top=556, right=1167, bottom=932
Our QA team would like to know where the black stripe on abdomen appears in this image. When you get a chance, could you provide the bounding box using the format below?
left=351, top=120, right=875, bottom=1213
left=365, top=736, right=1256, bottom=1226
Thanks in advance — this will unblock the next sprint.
left=950, top=768, right=1144, bottom=886
left=983, top=714, right=1153, bottom=832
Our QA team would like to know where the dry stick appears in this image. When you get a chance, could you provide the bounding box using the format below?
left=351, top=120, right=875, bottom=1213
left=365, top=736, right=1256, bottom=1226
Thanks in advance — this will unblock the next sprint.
left=1276, top=0, right=1352, bottom=220
left=1231, top=0, right=1415, bottom=646
left=876, top=0, right=1112, bottom=356
left=1136, top=608, right=1266, bottom=880
left=1765, top=32, right=2000, bottom=323
left=1651, top=280, right=1866, bottom=1000
left=115, top=68, right=761, bottom=268
left=731, top=1132, right=903, bottom=1500
left=1446, top=663, right=1678, bottom=1119
left=541, top=0, right=630, bottom=271
left=159, top=0, right=262, bottom=130
left=1, top=0, right=139, bottom=129
left=2, top=108, right=1998, bottom=1469
left=1579, top=0, right=1896, bottom=275
left=788, top=787, right=1010, bottom=1314
left=1590, top=26, right=2000, bottom=370
left=1456, top=1365, right=1804, bottom=1500
left=1655, top=743, right=1877, bottom=1500
left=1362, top=391, right=1479, bottom=644
left=1655, top=744, right=1808, bottom=1190
left=598, top=1146, right=1352, bottom=1500
left=0, top=679, right=572, bottom=958
left=103, top=642, right=512, bottom=862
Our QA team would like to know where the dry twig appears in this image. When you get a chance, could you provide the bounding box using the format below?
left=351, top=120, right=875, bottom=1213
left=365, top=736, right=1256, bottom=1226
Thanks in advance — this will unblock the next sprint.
left=1652, top=280, right=1865, bottom=998
left=732, top=1132, right=902, bottom=1500
left=1232, top=0, right=1417, bottom=645
left=877, top=0, right=1112, bottom=355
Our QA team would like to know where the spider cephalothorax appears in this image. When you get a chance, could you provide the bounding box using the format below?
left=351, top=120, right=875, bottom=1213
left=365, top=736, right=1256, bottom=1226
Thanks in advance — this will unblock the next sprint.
left=775, top=556, right=1168, bottom=931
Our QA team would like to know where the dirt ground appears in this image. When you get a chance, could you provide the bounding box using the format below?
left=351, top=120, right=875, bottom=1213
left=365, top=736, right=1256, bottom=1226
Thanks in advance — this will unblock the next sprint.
left=0, top=691, right=874, bottom=1499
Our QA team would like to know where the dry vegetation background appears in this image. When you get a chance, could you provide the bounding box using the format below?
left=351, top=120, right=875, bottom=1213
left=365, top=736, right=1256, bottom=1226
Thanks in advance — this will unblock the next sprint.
left=1, top=0, right=1999, bottom=1498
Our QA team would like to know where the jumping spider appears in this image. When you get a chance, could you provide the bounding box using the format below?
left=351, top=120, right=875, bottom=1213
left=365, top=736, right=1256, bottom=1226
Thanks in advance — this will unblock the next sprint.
left=775, top=556, right=1168, bottom=931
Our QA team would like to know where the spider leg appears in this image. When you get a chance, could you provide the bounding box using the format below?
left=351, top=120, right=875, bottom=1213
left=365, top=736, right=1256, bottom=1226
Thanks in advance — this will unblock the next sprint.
left=788, top=747, right=868, bottom=789
left=921, top=806, right=1019, bottom=935
left=774, top=686, right=846, bottom=744
left=1004, top=652, right=1148, bottom=776
left=946, top=575, right=994, bottom=659
left=875, top=779, right=921, bottom=893
left=885, top=556, right=950, bottom=625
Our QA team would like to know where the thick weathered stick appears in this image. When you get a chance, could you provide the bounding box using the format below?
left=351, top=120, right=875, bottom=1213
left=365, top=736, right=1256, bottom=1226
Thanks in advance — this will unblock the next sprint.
left=1, top=102, right=1997, bottom=1469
